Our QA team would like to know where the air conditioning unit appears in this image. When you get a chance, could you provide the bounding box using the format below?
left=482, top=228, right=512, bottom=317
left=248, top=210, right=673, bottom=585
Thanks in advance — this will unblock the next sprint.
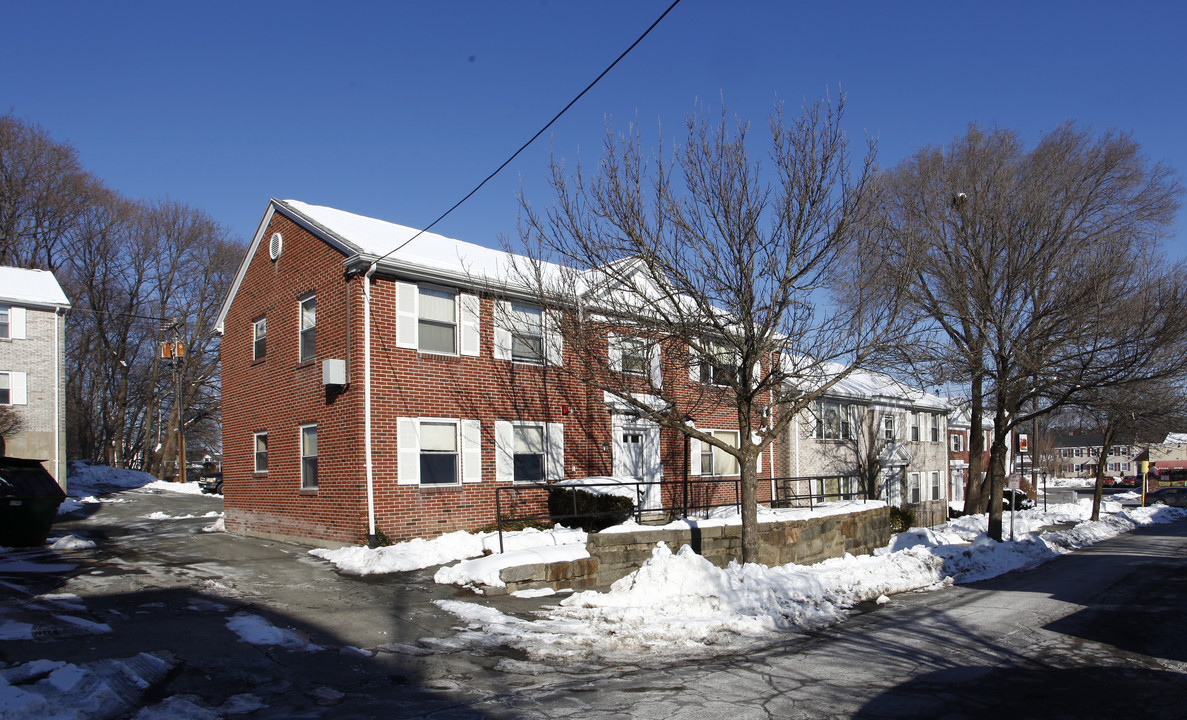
left=322, top=359, right=346, bottom=386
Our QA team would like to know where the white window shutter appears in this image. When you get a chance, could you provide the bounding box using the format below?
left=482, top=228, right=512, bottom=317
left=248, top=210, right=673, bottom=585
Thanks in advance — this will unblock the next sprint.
left=688, top=347, right=701, bottom=383
left=494, top=421, right=514, bottom=482
left=460, top=294, right=480, bottom=356
left=649, top=345, right=663, bottom=389
left=545, top=314, right=563, bottom=366
left=10, top=308, right=26, bottom=340
left=11, top=371, right=26, bottom=405
left=461, top=419, right=482, bottom=482
left=493, top=300, right=512, bottom=361
left=689, top=438, right=701, bottom=475
left=397, top=417, right=420, bottom=485
left=546, top=423, right=565, bottom=481
left=395, top=282, right=418, bottom=349
left=607, top=333, right=622, bottom=371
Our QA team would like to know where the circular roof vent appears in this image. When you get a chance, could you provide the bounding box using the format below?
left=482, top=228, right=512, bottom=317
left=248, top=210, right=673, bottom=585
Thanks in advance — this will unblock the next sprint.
left=268, top=232, right=283, bottom=261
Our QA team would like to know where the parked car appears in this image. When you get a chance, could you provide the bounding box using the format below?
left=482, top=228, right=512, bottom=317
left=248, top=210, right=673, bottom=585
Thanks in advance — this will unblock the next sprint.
left=198, top=472, right=223, bottom=495
left=1146, top=487, right=1187, bottom=508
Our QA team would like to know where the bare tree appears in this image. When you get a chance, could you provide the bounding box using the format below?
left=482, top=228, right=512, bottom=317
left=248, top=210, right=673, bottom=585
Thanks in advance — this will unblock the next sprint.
left=874, top=123, right=1186, bottom=540
left=511, top=97, right=912, bottom=562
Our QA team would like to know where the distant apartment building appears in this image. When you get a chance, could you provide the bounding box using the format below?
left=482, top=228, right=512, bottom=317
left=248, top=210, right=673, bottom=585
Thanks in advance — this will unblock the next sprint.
left=0, top=267, right=70, bottom=486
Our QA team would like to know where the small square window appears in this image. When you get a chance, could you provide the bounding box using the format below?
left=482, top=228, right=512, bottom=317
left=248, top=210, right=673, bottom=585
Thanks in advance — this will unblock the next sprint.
left=619, top=337, right=649, bottom=375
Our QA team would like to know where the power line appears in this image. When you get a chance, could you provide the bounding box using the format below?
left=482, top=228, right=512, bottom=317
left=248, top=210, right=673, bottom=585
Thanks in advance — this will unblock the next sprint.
left=373, top=0, right=683, bottom=265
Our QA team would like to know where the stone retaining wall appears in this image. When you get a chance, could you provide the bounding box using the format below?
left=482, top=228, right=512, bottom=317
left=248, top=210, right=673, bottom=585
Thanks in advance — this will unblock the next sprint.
left=489, top=505, right=892, bottom=595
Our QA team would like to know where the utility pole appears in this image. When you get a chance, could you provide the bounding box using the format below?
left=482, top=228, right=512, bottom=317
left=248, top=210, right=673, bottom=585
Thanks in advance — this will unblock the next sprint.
left=161, top=319, right=186, bottom=482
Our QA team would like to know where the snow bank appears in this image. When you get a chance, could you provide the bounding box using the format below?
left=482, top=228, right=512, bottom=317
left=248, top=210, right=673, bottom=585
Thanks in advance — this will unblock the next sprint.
left=310, top=526, right=586, bottom=576
left=431, top=501, right=1187, bottom=663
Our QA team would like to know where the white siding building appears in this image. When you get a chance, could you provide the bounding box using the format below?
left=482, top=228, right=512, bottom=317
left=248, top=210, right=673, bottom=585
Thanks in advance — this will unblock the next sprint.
left=0, top=267, right=70, bottom=486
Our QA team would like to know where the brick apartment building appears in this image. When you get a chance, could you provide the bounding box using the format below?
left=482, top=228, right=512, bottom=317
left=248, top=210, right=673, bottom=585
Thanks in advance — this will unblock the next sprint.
left=0, top=267, right=70, bottom=486
left=216, top=200, right=779, bottom=547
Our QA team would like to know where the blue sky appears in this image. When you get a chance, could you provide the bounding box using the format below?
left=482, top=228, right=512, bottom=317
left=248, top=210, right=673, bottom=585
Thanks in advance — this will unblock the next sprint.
left=4, top=1, right=1186, bottom=258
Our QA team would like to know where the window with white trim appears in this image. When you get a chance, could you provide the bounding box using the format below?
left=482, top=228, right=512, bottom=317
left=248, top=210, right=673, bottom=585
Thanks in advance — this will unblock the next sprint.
left=908, top=472, right=921, bottom=504
left=816, top=401, right=852, bottom=440
left=0, top=371, right=26, bottom=406
left=508, top=303, right=544, bottom=363
left=418, top=287, right=457, bottom=355
left=512, top=424, right=545, bottom=483
left=609, top=334, right=661, bottom=387
left=951, top=433, right=964, bottom=452
left=0, top=307, right=9, bottom=340
left=910, top=413, right=921, bottom=442
left=300, top=424, right=318, bottom=489
left=419, top=420, right=459, bottom=485
left=700, top=430, right=740, bottom=476
left=299, top=295, right=316, bottom=362
left=931, top=471, right=942, bottom=500
left=495, top=420, right=563, bottom=483
left=253, top=317, right=266, bottom=361
left=884, top=415, right=896, bottom=442
left=931, top=414, right=941, bottom=442
left=694, top=342, right=735, bottom=386
left=254, top=432, right=268, bottom=473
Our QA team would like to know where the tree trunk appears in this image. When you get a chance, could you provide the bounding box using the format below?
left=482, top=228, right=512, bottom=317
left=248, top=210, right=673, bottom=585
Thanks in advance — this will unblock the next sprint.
left=1090, top=425, right=1117, bottom=522
left=964, top=372, right=986, bottom=513
left=985, top=406, right=1010, bottom=541
left=740, top=450, right=759, bottom=564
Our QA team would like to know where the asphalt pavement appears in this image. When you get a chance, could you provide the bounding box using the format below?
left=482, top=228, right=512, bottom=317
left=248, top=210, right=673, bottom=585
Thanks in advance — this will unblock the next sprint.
left=2, top=484, right=1185, bottom=719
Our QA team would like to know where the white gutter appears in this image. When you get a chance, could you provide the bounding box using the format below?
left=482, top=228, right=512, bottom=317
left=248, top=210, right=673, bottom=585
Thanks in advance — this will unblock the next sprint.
left=363, top=264, right=377, bottom=545
left=55, top=309, right=61, bottom=488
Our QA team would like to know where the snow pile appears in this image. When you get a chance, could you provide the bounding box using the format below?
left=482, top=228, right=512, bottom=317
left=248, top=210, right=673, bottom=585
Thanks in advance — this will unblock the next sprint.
left=430, top=501, right=1187, bottom=663
left=48, top=535, right=96, bottom=551
left=435, top=544, right=591, bottom=588
left=553, top=476, right=640, bottom=501
left=225, top=612, right=322, bottom=652
left=0, top=652, right=176, bottom=720
left=142, top=511, right=221, bottom=521
left=310, top=526, right=586, bottom=576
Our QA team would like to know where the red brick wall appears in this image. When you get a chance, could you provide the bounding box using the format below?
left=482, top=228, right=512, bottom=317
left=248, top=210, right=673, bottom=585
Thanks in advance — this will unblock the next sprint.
left=221, top=205, right=777, bottom=546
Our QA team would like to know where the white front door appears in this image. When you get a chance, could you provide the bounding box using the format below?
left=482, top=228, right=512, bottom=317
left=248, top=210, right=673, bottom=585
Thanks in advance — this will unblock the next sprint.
left=613, top=416, right=662, bottom=510
left=882, top=467, right=904, bottom=508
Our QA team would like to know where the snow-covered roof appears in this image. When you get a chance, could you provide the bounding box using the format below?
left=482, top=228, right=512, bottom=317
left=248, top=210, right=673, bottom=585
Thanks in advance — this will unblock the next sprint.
left=282, top=200, right=524, bottom=280
left=1164, top=433, right=1187, bottom=445
left=0, top=267, right=69, bottom=309
left=794, top=361, right=949, bottom=411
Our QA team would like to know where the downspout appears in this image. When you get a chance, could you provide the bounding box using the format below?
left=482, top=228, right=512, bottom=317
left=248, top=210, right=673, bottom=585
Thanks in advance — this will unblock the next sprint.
left=363, top=263, right=378, bottom=547
left=55, top=309, right=61, bottom=489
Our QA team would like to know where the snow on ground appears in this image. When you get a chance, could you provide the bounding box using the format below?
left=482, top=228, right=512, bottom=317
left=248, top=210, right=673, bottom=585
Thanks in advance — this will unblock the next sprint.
left=225, top=612, right=322, bottom=652
left=310, top=526, right=587, bottom=577
left=424, top=500, right=1187, bottom=664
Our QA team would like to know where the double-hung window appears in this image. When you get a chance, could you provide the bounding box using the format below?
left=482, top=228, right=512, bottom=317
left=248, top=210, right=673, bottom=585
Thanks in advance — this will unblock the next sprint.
left=418, top=287, right=457, bottom=355
left=0, top=373, right=9, bottom=405
left=816, top=401, right=851, bottom=440
left=931, top=415, right=941, bottom=442
left=908, top=472, right=921, bottom=504
left=910, top=413, right=921, bottom=442
left=419, top=420, right=459, bottom=485
left=254, top=432, right=268, bottom=473
left=0, top=307, right=9, bottom=339
left=0, top=372, right=25, bottom=405
left=951, top=433, right=963, bottom=452
left=619, top=337, right=649, bottom=375
left=883, top=415, right=896, bottom=442
left=253, top=317, right=266, bottom=361
left=931, top=471, right=942, bottom=500
left=509, top=303, right=544, bottom=363
left=512, top=425, right=545, bottom=483
left=299, top=296, right=316, bottom=362
left=700, top=430, right=740, bottom=476
left=300, top=424, right=318, bottom=489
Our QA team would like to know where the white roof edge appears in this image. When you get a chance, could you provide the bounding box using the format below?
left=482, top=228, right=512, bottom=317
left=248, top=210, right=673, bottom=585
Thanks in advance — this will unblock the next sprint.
left=215, top=201, right=279, bottom=335
left=0, top=267, right=71, bottom=309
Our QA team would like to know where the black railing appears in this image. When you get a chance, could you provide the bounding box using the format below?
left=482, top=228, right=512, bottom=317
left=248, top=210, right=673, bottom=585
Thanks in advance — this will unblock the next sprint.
left=493, top=474, right=870, bottom=553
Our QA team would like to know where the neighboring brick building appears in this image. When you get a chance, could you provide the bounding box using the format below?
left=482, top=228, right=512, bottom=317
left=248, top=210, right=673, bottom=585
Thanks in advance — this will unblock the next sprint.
left=946, top=400, right=1013, bottom=504
left=216, top=200, right=780, bottom=547
left=0, top=267, right=70, bottom=486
